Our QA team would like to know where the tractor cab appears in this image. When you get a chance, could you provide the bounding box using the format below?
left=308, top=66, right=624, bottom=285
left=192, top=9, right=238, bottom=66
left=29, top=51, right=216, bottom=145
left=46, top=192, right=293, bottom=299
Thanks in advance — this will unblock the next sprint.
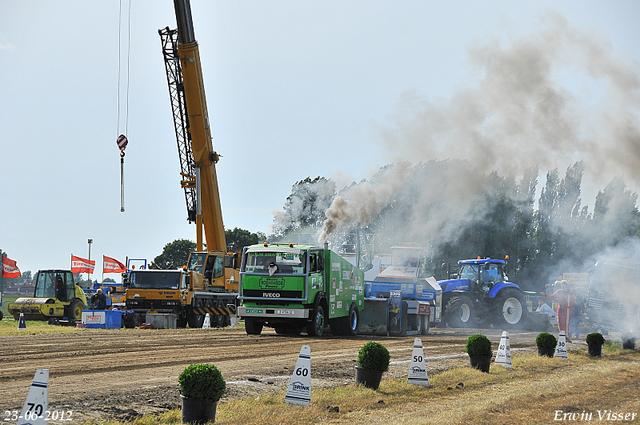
left=458, top=259, right=506, bottom=293
left=34, top=270, right=75, bottom=302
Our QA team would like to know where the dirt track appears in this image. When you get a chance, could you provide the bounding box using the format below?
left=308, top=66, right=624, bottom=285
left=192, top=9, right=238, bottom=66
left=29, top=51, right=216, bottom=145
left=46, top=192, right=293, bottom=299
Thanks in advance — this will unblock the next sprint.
left=0, top=326, right=544, bottom=423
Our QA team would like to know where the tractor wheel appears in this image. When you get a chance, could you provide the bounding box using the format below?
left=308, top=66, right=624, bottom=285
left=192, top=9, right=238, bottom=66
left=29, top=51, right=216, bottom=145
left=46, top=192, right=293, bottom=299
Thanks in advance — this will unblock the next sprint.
left=307, top=299, right=326, bottom=337
left=445, top=295, right=475, bottom=328
left=67, top=299, right=84, bottom=322
left=494, top=288, right=527, bottom=328
left=245, top=318, right=263, bottom=335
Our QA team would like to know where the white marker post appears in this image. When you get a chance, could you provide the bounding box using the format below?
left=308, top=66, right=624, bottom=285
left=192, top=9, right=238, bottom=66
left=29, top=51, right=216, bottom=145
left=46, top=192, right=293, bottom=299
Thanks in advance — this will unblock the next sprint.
left=202, top=313, right=211, bottom=329
left=17, top=369, right=49, bottom=425
left=407, top=338, right=429, bottom=387
left=285, top=345, right=312, bottom=406
left=494, top=331, right=512, bottom=369
left=555, top=330, right=568, bottom=360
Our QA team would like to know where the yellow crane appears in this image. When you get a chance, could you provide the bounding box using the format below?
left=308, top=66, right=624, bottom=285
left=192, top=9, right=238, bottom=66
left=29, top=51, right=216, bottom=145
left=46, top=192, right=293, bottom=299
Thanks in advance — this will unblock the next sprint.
left=152, top=0, right=238, bottom=327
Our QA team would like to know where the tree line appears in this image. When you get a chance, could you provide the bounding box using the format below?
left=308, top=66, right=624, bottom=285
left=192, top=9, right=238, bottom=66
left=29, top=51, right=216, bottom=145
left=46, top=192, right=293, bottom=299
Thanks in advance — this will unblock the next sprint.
left=270, top=161, right=640, bottom=290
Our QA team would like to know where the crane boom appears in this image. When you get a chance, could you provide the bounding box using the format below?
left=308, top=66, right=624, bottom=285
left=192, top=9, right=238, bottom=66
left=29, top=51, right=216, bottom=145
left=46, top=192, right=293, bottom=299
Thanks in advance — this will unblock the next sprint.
left=170, top=0, right=226, bottom=253
left=159, top=27, right=197, bottom=224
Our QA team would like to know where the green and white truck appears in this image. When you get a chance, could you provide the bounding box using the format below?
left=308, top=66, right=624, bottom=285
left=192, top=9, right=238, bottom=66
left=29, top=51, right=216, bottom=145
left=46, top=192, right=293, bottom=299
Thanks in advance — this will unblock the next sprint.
left=237, top=243, right=364, bottom=336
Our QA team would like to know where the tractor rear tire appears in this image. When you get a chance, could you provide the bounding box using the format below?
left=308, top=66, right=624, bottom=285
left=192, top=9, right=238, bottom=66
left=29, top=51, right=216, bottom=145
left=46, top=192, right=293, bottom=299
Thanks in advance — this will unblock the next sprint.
left=445, top=295, right=475, bottom=328
left=245, top=318, right=263, bottom=335
left=494, top=288, right=527, bottom=328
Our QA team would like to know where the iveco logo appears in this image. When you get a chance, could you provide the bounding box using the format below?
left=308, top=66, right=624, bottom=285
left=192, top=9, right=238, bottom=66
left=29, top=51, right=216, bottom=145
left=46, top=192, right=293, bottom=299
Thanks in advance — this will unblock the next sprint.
left=263, top=292, right=281, bottom=298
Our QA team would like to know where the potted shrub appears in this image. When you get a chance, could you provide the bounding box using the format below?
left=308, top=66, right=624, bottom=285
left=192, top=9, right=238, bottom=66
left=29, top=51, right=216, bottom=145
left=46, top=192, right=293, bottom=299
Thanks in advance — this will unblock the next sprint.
left=355, top=341, right=390, bottom=390
left=585, top=332, right=605, bottom=357
left=621, top=333, right=636, bottom=350
left=536, top=332, right=558, bottom=357
left=179, top=364, right=226, bottom=424
left=466, top=334, right=492, bottom=373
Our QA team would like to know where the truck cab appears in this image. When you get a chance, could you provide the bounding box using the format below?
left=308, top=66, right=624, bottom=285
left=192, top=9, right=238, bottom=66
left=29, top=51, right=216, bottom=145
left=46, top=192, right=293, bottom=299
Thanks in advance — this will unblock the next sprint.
left=238, top=243, right=363, bottom=337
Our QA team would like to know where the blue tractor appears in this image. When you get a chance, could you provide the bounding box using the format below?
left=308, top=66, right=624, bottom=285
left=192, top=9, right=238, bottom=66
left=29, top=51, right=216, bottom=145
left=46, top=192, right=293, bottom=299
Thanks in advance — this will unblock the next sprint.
left=439, top=258, right=527, bottom=328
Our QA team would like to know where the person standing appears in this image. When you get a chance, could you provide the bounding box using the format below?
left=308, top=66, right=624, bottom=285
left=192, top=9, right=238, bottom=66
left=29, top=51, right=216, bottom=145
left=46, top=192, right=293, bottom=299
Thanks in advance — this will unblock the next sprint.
left=569, top=295, right=583, bottom=339
left=540, top=280, right=575, bottom=340
left=91, top=288, right=107, bottom=310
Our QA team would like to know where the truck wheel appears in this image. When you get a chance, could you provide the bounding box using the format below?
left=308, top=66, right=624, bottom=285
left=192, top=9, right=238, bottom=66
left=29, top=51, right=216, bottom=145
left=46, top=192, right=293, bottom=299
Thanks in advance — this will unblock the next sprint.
left=494, top=288, right=526, bottom=328
left=307, top=303, right=325, bottom=337
left=176, top=315, right=188, bottom=328
left=67, top=300, right=84, bottom=322
left=188, top=299, right=205, bottom=328
left=245, top=318, right=263, bottom=335
left=175, top=309, right=187, bottom=328
left=445, top=295, right=475, bottom=328
left=123, top=314, right=136, bottom=329
left=341, top=304, right=359, bottom=336
left=0, top=311, right=3, bottom=320
left=421, top=314, right=430, bottom=335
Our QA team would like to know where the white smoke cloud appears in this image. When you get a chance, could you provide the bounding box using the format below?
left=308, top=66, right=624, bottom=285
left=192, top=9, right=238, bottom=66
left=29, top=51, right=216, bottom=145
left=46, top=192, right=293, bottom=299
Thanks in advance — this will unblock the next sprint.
left=318, top=163, right=409, bottom=243
left=381, top=14, right=640, bottom=192
left=318, top=14, right=640, bottom=242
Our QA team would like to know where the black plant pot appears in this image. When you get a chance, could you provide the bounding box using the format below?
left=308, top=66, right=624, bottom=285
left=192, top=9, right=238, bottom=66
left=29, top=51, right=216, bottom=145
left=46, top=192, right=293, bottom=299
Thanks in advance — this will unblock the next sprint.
left=537, top=346, right=555, bottom=357
left=622, top=339, right=636, bottom=350
left=587, top=343, right=602, bottom=357
left=469, top=355, right=492, bottom=373
left=355, top=366, right=384, bottom=390
left=181, top=395, right=218, bottom=424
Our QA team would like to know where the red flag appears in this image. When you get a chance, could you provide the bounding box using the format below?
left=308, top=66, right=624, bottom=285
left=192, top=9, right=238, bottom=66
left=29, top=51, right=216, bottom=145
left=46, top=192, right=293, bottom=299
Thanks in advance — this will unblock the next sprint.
left=2, top=256, right=21, bottom=278
left=103, top=255, right=126, bottom=273
left=71, top=255, right=95, bottom=274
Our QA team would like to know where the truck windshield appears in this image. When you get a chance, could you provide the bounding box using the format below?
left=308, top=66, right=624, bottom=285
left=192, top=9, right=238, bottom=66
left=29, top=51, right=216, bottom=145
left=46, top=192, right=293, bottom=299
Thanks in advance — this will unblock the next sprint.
left=128, top=271, right=181, bottom=289
left=243, top=251, right=306, bottom=274
left=187, top=253, right=207, bottom=273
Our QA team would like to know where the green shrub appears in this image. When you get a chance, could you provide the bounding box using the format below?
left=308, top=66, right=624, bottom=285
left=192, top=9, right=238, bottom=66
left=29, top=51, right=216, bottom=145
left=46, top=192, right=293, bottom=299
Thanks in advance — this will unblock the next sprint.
left=179, top=364, right=226, bottom=401
left=466, top=334, right=492, bottom=357
left=621, top=333, right=636, bottom=349
left=535, top=332, right=557, bottom=348
left=357, top=341, right=390, bottom=372
left=585, top=332, right=605, bottom=346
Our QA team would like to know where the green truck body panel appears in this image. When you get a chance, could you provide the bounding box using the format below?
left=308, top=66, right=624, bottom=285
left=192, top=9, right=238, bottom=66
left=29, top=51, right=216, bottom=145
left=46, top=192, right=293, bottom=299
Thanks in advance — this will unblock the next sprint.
left=238, top=245, right=364, bottom=322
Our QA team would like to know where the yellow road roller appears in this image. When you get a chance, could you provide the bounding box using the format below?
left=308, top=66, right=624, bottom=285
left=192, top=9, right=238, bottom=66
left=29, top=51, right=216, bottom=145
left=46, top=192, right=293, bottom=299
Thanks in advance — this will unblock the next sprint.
left=8, top=270, right=88, bottom=323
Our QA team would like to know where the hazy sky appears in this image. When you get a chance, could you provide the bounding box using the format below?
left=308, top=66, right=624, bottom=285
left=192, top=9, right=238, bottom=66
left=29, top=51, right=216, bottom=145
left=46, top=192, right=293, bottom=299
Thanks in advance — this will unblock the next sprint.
left=1, top=0, right=639, bottom=278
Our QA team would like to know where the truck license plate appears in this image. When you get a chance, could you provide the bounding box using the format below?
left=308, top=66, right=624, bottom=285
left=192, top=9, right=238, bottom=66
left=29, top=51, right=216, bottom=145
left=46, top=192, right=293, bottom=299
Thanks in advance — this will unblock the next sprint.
left=276, top=309, right=295, bottom=315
